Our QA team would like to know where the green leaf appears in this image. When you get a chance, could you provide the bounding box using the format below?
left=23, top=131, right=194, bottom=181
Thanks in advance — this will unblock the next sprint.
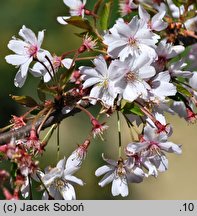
left=65, top=16, right=93, bottom=31
left=10, top=95, right=38, bottom=107
left=93, top=0, right=103, bottom=14
left=100, top=2, right=112, bottom=30
left=121, top=102, right=144, bottom=116
left=176, top=84, right=192, bottom=97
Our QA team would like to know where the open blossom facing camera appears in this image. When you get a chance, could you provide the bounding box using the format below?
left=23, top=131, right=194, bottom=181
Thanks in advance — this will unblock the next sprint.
left=41, top=158, right=84, bottom=200
left=95, top=154, right=145, bottom=197
left=111, top=54, right=156, bottom=102
left=5, top=25, right=47, bottom=87
left=80, top=55, right=119, bottom=107
left=103, top=16, right=159, bottom=61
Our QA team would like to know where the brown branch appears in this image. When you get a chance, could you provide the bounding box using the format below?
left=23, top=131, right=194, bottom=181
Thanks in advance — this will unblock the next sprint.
left=0, top=107, right=82, bottom=145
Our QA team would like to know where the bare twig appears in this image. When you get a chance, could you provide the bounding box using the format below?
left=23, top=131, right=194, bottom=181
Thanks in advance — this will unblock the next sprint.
left=0, top=107, right=83, bottom=145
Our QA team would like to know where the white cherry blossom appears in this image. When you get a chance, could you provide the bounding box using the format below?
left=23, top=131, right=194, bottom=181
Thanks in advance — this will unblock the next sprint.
left=153, top=39, right=185, bottom=72
left=103, top=16, right=159, bottom=61
left=65, top=0, right=86, bottom=17
left=168, top=59, right=193, bottom=78
left=95, top=154, right=145, bottom=197
left=149, top=71, right=177, bottom=102
left=5, top=26, right=47, bottom=87
left=125, top=154, right=158, bottom=177
left=31, top=53, right=72, bottom=82
left=111, top=54, right=156, bottom=102
left=41, top=158, right=84, bottom=200
left=65, top=140, right=90, bottom=175
left=80, top=55, right=118, bottom=107
left=156, top=39, right=185, bottom=59
left=139, top=5, right=168, bottom=31
left=57, top=0, right=87, bottom=25
left=146, top=112, right=172, bottom=135
left=126, top=123, right=182, bottom=172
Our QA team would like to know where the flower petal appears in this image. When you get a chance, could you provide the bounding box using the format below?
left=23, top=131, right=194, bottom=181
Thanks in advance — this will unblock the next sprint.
left=57, top=16, right=70, bottom=25
left=63, top=0, right=82, bottom=9
left=89, top=85, right=102, bottom=104
left=19, top=25, right=37, bottom=45
left=98, top=171, right=114, bottom=187
left=142, top=159, right=158, bottom=177
left=48, top=186, right=63, bottom=200
left=83, top=77, right=101, bottom=88
left=42, top=167, right=61, bottom=186
left=7, top=40, right=27, bottom=55
left=61, top=58, right=72, bottom=69
left=95, top=165, right=114, bottom=176
left=5, top=54, right=29, bottom=66
left=126, top=142, right=149, bottom=154
left=127, top=172, right=144, bottom=183
left=21, top=178, right=30, bottom=198
left=158, top=141, right=182, bottom=154
left=150, top=154, right=168, bottom=172
left=56, top=158, right=66, bottom=170
left=60, top=183, right=76, bottom=200
left=93, top=55, right=108, bottom=77
left=111, top=177, right=129, bottom=197
left=14, top=70, right=27, bottom=88
left=64, top=175, right=84, bottom=186
left=37, top=30, right=45, bottom=47
left=139, top=5, right=150, bottom=22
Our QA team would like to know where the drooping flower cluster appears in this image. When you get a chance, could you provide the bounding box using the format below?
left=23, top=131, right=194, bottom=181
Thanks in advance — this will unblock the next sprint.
left=95, top=113, right=182, bottom=196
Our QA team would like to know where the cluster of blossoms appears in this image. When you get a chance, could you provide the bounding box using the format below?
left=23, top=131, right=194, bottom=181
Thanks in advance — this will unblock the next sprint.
left=0, top=0, right=196, bottom=199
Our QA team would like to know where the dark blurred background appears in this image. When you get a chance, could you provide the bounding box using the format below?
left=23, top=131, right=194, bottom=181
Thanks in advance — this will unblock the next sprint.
left=0, top=0, right=197, bottom=200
